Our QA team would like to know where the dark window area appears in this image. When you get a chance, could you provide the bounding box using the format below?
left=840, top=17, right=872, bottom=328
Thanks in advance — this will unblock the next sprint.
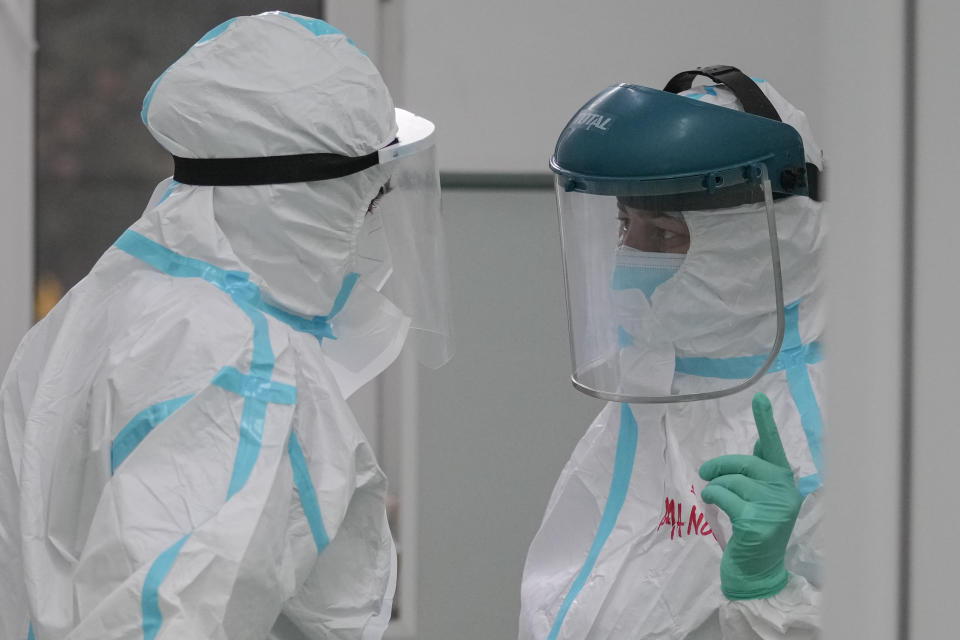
left=35, top=1, right=323, bottom=315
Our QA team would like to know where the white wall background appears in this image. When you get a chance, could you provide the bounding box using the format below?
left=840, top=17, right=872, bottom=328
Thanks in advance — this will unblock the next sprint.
left=402, top=0, right=825, bottom=174
left=908, top=1, right=960, bottom=636
left=0, top=0, right=35, bottom=373
left=820, top=0, right=907, bottom=636
left=823, top=2, right=960, bottom=638
left=417, top=189, right=603, bottom=639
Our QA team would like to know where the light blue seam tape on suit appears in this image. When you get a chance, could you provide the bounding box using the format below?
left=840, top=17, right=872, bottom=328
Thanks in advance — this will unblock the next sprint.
left=674, top=342, right=823, bottom=379
left=115, top=231, right=352, bottom=344
left=781, top=303, right=824, bottom=495
left=547, top=403, right=638, bottom=640
left=227, top=397, right=271, bottom=499
left=142, top=534, right=190, bottom=640
left=276, top=11, right=364, bottom=52
left=116, top=231, right=273, bottom=635
left=141, top=17, right=238, bottom=125
left=212, top=366, right=296, bottom=404
left=674, top=301, right=824, bottom=495
left=277, top=12, right=344, bottom=36
left=328, top=272, right=360, bottom=316
left=115, top=231, right=277, bottom=499
left=196, top=17, right=237, bottom=44
left=260, top=301, right=336, bottom=341
left=288, top=431, right=331, bottom=553
left=114, top=230, right=358, bottom=637
left=27, top=623, right=34, bottom=640
left=259, top=272, right=358, bottom=342
left=797, top=473, right=822, bottom=496
left=111, top=395, right=195, bottom=473
left=156, top=181, right=180, bottom=206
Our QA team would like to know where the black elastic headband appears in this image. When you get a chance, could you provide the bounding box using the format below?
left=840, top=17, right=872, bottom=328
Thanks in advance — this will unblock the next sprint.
left=663, top=65, right=822, bottom=201
left=172, top=139, right=399, bottom=186
left=664, top=65, right=782, bottom=121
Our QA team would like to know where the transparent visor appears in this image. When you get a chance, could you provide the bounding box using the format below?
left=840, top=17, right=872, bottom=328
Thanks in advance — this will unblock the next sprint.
left=355, top=144, right=454, bottom=369
left=556, top=166, right=785, bottom=403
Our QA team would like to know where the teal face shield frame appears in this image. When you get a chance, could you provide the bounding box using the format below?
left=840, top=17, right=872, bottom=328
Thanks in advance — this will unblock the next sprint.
left=551, top=80, right=802, bottom=404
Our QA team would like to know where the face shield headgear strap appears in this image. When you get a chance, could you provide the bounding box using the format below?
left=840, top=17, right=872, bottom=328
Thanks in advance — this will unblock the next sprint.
left=170, top=109, right=453, bottom=370
left=171, top=139, right=400, bottom=186
left=663, top=65, right=822, bottom=202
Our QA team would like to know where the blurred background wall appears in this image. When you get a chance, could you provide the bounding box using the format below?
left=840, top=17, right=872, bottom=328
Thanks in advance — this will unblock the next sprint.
left=0, top=0, right=34, bottom=372
left=822, top=2, right=960, bottom=639
left=30, top=0, right=323, bottom=309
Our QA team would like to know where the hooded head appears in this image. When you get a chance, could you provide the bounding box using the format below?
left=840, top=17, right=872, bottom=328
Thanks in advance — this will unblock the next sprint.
left=654, top=80, right=825, bottom=357
left=141, top=11, right=397, bottom=317
left=552, top=77, right=825, bottom=402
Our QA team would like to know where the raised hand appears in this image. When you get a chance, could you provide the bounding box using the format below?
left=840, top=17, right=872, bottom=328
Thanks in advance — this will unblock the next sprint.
left=699, top=393, right=803, bottom=600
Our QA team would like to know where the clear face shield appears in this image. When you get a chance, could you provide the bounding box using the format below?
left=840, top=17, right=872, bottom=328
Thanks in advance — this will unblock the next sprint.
left=354, top=109, right=454, bottom=368
left=556, top=164, right=785, bottom=403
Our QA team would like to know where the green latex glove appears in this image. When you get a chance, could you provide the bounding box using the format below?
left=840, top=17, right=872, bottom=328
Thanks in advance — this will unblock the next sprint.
left=698, top=392, right=803, bottom=600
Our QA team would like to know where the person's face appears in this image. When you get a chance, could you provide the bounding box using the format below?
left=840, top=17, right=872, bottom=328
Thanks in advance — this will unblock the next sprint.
left=617, top=204, right=690, bottom=254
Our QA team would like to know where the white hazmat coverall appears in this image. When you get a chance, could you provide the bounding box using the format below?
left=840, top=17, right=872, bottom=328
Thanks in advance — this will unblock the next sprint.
left=519, top=81, right=825, bottom=640
left=0, top=12, right=429, bottom=640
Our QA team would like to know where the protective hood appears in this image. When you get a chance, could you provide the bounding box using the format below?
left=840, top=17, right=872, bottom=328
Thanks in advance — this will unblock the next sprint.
left=142, top=11, right=395, bottom=317
left=664, top=79, right=825, bottom=358
left=647, top=78, right=826, bottom=395
left=139, top=11, right=448, bottom=396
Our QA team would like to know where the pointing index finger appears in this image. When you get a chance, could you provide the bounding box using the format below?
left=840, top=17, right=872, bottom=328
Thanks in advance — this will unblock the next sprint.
left=752, top=392, right=790, bottom=469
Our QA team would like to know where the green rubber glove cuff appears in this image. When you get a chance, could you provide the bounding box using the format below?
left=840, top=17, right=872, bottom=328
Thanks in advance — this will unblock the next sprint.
left=720, top=564, right=790, bottom=600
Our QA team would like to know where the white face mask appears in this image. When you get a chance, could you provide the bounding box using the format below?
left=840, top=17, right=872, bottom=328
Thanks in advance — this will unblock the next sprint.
left=612, top=246, right=685, bottom=298
left=610, top=248, right=683, bottom=397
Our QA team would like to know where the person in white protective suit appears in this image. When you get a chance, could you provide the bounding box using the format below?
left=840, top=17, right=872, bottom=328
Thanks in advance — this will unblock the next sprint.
left=519, top=66, right=825, bottom=639
left=0, top=12, right=452, bottom=640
